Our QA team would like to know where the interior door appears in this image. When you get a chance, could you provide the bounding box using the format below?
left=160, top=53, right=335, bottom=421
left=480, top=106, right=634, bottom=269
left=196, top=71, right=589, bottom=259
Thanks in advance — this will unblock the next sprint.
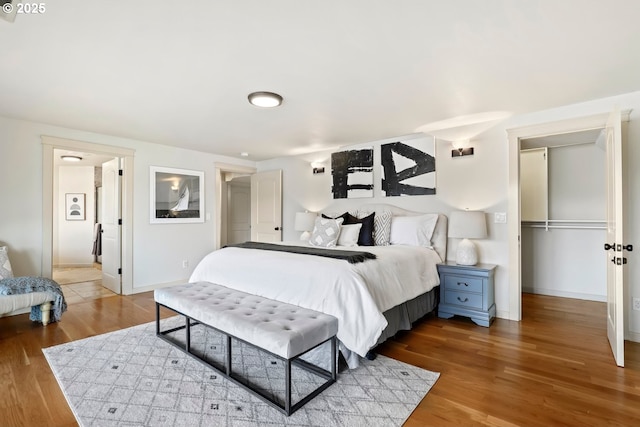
left=101, top=158, right=121, bottom=294
left=227, top=181, right=251, bottom=244
left=250, top=170, right=282, bottom=242
left=605, top=108, right=625, bottom=367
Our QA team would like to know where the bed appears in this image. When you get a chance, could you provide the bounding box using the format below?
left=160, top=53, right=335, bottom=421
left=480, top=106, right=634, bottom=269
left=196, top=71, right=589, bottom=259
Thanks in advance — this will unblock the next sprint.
left=189, top=203, right=447, bottom=368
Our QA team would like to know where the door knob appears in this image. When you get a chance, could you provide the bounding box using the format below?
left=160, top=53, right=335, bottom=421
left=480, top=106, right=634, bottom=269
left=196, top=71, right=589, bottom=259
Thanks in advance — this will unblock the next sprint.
left=604, top=243, right=615, bottom=251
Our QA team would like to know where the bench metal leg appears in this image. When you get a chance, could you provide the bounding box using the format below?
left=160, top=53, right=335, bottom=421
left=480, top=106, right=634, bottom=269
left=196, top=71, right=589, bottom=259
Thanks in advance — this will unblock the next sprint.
left=226, top=335, right=232, bottom=376
left=285, top=359, right=292, bottom=414
left=185, top=315, right=191, bottom=352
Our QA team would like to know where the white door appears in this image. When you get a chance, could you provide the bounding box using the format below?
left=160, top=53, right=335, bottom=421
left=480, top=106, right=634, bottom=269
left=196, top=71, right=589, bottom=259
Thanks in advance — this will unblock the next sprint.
left=101, top=158, right=121, bottom=294
left=228, top=181, right=251, bottom=244
left=250, top=170, right=282, bottom=242
left=605, top=108, right=625, bottom=367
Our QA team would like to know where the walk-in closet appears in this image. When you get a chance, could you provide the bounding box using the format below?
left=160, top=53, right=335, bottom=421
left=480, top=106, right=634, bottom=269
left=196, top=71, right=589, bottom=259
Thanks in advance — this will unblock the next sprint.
left=520, top=129, right=607, bottom=301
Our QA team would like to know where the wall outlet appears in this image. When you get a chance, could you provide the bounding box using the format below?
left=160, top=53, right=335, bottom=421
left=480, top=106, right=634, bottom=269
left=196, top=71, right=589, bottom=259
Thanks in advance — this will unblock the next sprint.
left=494, top=212, right=507, bottom=224
left=182, top=260, right=189, bottom=269
left=633, top=298, right=640, bottom=311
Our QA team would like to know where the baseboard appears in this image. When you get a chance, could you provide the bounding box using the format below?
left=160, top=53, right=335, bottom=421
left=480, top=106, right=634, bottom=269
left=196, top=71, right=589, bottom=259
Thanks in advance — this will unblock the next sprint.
left=125, top=279, right=189, bottom=296
left=625, top=330, right=640, bottom=343
left=54, top=263, right=95, bottom=268
left=522, top=287, right=606, bottom=302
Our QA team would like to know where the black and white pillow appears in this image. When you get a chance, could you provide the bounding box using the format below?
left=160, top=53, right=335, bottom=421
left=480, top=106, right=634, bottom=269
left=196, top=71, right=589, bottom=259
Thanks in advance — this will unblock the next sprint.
left=0, top=246, right=14, bottom=279
left=357, top=210, right=392, bottom=246
left=345, top=212, right=375, bottom=246
left=309, top=217, right=344, bottom=248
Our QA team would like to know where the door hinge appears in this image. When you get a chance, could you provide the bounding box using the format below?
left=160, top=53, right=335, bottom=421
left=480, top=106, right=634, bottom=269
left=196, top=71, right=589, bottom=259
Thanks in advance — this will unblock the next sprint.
left=118, top=169, right=123, bottom=176
left=118, top=218, right=122, bottom=225
left=118, top=268, right=122, bottom=275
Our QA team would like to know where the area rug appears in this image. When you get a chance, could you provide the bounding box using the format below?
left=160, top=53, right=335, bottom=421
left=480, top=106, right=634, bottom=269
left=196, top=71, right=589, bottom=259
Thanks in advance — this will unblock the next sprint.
left=43, top=316, right=439, bottom=427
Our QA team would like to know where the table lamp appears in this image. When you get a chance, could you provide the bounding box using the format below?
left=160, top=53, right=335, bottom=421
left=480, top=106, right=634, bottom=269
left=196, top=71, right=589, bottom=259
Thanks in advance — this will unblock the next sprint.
left=448, top=210, right=487, bottom=265
left=294, top=212, right=317, bottom=241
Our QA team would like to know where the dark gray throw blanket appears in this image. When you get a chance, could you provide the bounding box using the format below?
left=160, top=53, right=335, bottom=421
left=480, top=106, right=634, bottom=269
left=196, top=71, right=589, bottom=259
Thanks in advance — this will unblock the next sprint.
left=225, top=242, right=377, bottom=264
left=0, top=277, right=67, bottom=323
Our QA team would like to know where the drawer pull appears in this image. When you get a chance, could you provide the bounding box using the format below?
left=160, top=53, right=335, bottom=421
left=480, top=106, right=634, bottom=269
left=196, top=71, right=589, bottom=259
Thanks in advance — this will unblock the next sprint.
left=457, top=296, right=469, bottom=303
left=457, top=282, right=468, bottom=287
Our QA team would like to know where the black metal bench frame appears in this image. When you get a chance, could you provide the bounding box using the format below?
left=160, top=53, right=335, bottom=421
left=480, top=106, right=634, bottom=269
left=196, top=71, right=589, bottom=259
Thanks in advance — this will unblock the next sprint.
left=155, top=302, right=337, bottom=416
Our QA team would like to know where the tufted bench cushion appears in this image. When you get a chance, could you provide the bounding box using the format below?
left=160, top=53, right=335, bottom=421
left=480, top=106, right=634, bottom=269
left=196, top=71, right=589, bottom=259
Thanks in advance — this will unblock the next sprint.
left=155, top=282, right=338, bottom=359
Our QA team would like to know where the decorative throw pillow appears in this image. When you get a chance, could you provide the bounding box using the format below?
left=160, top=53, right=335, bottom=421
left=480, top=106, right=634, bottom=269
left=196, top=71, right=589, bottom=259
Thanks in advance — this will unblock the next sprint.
left=309, top=217, right=344, bottom=248
left=345, top=212, right=375, bottom=246
left=357, top=210, right=392, bottom=246
left=0, top=246, right=15, bottom=279
left=389, top=214, right=439, bottom=247
left=337, top=223, right=362, bottom=247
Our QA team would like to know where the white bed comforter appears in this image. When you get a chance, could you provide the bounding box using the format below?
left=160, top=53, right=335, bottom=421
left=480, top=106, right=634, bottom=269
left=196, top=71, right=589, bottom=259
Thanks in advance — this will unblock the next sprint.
left=189, top=243, right=441, bottom=360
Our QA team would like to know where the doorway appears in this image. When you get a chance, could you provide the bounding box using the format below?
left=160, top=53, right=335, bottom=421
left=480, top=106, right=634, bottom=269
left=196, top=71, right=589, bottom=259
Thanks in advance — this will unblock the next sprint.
left=214, top=163, right=256, bottom=249
left=506, top=112, right=628, bottom=321
left=519, top=130, right=607, bottom=302
left=42, top=137, right=135, bottom=295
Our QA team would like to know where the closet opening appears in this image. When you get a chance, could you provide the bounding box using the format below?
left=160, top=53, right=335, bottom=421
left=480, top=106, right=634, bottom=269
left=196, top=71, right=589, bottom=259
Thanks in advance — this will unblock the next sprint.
left=519, top=129, right=607, bottom=302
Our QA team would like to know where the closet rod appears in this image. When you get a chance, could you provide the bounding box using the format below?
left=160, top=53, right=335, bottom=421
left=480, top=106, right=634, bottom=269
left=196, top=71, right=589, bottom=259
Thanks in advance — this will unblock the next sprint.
left=524, top=224, right=606, bottom=230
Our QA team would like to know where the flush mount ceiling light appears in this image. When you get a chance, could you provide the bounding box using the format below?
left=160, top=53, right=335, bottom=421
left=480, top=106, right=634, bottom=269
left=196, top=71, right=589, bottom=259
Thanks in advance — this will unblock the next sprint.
left=61, top=155, right=83, bottom=162
left=248, top=91, right=283, bottom=108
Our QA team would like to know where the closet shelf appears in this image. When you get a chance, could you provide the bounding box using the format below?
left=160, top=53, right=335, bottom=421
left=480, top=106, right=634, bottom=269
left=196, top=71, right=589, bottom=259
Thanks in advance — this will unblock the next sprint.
left=522, top=219, right=606, bottom=230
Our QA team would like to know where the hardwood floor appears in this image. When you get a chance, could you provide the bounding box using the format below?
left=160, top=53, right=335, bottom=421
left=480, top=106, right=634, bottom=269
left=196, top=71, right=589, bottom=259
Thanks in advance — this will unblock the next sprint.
left=1, top=292, right=639, bottom=426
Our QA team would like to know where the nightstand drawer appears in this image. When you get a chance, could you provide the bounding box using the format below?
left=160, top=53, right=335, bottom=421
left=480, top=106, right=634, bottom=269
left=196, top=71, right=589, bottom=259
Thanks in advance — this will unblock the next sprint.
left=443, top=275, right=483, bottom=293
left=443, top=290, right=483, bottom=309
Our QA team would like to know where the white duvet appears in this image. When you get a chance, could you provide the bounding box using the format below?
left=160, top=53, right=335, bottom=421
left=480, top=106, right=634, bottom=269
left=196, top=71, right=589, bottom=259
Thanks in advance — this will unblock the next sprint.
left=189, top=243, right=441, bottom=361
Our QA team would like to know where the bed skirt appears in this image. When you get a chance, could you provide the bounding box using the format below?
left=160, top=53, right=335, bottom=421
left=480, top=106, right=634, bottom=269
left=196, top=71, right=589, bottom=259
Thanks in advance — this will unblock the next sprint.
left=375, top=286, right=439, bottom=346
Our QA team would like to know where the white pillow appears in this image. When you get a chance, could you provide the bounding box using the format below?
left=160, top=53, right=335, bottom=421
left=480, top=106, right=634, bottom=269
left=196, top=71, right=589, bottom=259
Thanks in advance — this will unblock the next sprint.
left=309, top=217, right=344, bottom=248
left=337, top=223, right=362, bottom=247
left=0, top=246, right=15, bottom=279
left=389, top=214, right=439, bottom=247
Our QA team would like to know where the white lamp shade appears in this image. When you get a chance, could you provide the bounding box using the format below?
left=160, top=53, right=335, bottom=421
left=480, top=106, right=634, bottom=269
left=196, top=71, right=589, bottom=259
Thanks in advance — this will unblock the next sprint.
left=449, top=210, right=487, bottom=265
left=294, top=212, right=317, bottom=232
left=448, top=210, right=487, bottom=239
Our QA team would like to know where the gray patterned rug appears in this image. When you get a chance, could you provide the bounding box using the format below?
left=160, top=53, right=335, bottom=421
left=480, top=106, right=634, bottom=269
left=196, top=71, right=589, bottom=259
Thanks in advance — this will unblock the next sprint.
left=43, top=316, right=439, bottom=426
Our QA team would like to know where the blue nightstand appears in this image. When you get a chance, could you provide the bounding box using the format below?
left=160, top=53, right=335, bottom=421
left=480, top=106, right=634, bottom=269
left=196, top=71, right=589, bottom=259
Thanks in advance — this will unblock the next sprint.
left=437, top=262, right=496, bottom=327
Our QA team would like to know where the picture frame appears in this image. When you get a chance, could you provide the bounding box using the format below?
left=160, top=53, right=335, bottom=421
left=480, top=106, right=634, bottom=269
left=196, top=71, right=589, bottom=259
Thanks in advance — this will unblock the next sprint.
left=150, top=166, right=204, bottom=224
left=65, top=193, right=86, bottom=221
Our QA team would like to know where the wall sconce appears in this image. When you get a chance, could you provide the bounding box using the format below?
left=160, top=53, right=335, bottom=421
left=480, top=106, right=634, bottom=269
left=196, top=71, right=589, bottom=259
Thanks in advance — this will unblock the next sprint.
left=451, top=140, right=474, bottom=157
left=311, top=162, right=325, bottom=174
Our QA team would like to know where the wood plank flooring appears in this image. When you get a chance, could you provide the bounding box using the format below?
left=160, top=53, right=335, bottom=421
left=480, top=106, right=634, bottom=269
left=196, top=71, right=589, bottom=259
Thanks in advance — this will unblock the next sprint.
left=1, top=292, right=639, bottom=426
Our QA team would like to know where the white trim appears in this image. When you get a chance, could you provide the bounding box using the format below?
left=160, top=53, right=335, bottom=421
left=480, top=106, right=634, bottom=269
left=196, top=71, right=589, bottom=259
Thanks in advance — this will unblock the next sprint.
left=41, top=136, right=135, bottom=295
left=522, top=288, right=606, bottom=302
left=214, top=162, right=257, bottom=249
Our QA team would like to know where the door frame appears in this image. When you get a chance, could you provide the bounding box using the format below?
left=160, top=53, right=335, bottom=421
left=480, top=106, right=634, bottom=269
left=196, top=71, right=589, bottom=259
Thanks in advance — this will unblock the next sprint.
left=506, top=111, right=630, bottom=321
left=42, top=136, right=135, bottom=295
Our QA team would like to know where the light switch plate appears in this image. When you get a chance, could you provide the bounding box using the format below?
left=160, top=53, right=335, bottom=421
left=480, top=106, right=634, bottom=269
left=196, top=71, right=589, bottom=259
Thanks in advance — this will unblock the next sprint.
left=494, top=212, right=507, bottom=224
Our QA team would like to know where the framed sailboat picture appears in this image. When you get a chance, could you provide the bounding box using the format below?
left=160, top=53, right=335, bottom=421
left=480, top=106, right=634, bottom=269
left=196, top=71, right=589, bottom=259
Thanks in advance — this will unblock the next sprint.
left=150, top=166, right=204, bottom=224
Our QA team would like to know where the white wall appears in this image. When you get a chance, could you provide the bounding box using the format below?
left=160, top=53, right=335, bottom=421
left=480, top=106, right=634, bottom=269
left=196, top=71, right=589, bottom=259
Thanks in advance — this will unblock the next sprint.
left=257, top=90, right=640, bottom=341
left=54, top=166, right=95, bottom=267
left=0, top=116, right=255, bottom=290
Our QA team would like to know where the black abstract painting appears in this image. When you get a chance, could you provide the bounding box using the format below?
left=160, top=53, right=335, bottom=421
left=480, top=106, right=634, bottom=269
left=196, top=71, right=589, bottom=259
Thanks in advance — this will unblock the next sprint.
left=331, top=148, right=374, bottom=199
left=381, top=140, right=436, bottom=196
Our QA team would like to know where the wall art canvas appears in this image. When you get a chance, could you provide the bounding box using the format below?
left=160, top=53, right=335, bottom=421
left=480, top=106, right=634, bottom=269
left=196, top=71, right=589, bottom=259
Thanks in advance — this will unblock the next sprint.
left=381, top=139, right=436, bottom=196
left=331, top=148, right=374, bottom=199
left=65, top=193, right=86, bottom=220
left=150, top=166, right=204, bottom=224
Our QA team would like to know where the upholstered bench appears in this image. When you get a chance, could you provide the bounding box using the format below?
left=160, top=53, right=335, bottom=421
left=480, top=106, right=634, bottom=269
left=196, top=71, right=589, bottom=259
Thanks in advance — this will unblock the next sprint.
left=154, top=282, right=338, bottom=416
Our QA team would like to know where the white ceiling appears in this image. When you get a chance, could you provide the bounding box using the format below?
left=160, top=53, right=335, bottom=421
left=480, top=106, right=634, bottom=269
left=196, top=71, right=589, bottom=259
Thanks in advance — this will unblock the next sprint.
left=2, top=1, right=640, bottom=161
